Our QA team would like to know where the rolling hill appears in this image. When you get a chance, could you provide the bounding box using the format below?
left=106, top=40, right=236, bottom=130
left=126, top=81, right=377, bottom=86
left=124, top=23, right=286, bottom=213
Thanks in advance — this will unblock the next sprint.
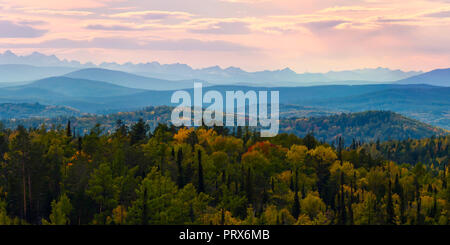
left=280, top=111, right=448, bottom=144
left=300, top=85, right=450, bottom=129
left=397, top=68, right=450, bottom=86
left=65, top=68, right=205, bottom=90
left=0, top=64, right=78, bottom=83
left=0, top=77, right=447, bottom=130
left=0, top=102, right=83, bottom=119
left=0, top=108, right=446, bottom=144
left=1, top=76, right=144, bottom=98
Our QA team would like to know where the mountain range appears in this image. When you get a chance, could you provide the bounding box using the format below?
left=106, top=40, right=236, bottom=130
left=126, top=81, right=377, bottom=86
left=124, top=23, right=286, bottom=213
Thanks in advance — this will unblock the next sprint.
left=0, top=75, right=448, bottom=129
left=396, top=68, right=450, bottom=87
left=0, top=50, right=423, bottom=85
left=65, top=68, right=209, bottom=90
left=0, top=50, right=448, bottom=131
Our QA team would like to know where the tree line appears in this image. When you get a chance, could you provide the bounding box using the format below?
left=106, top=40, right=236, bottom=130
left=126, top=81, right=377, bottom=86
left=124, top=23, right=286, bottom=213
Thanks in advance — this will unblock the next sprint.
left=0, top=120, right=448, bottom=225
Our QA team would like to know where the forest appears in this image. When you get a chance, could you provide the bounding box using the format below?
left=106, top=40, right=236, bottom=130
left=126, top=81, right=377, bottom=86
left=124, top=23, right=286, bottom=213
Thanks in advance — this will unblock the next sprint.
left=0, top=119, right=448, bottom=225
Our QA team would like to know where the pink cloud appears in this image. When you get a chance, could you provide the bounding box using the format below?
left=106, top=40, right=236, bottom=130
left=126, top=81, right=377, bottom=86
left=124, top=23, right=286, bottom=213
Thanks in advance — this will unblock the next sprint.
left=0, top=0, right=449, bottom=72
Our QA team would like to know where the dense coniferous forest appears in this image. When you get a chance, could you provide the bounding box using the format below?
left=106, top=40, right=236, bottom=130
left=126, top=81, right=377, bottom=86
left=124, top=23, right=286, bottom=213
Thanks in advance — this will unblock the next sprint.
left=0, top=120, right=448, bottom=225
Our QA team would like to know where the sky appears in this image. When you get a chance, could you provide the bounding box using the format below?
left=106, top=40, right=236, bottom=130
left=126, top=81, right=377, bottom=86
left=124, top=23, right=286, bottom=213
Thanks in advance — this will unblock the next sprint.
left=0, top=0, right=450, bottom=72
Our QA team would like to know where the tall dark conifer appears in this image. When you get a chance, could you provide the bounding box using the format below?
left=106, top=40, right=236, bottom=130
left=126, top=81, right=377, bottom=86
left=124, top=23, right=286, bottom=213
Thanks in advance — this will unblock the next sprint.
left=292, top=190, right=300, bottom=220
left=386, top=179, right=395, bottom=224
left=339, top=171, right=347, bottom=225
left=177, top=148, right=184, bottom=188
left=197, top=149, right=205, bottom=193
left=246, top=168, right=253, bottom=204
left=66, top=120, right=72, bottom=137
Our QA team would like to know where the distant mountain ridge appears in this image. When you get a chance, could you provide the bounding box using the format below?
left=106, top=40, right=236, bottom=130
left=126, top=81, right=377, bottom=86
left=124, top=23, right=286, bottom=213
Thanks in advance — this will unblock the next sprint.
left=0, top=64, right=78, bottom=83
left=0, top=50, right=422, bottom=85
left=65, top=68, right=210, bottom=90
left=0, top=50, right=94, bottom=67
left=17, top=76, right=144, bottom=97
left=0, top=82, right=447, bottom=129
left=397, top=68, right=450, bottom=87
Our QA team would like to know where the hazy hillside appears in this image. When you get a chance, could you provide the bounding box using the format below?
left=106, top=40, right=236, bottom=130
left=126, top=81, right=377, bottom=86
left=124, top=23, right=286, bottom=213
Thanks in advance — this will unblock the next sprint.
left=0, top=102, right=82, bottom=119
left=4, top=76, right=144, bottom=98
left=280, top=111, right=448, bottom=144
left=0, top=64, right=78, bottom=83
left=88, top=84, right=449, bottom=129
left=65, top=68, right=206, bottom=90
left=397, top=68, right=450, bottom=86
left=302, top=85, right=450, bottom=129
left=1, top=107, right=446, bottom=143
left=0, top=82, right=447, bottom=129
left=0, top=106, right=173, bottom=134
left=325, top=67, right=421, bottom=82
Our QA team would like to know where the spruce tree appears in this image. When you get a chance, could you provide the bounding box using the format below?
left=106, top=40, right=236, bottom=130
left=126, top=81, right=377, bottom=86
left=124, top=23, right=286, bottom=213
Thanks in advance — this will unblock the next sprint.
left=246, top=168, right=253, bottom=204
left=66, top=120, right=72, bottom=137
left=339, top=171, right=347, bottom=224
left=197, top=149, right=205, bottom=193
left=177, top=148, right=184, bottom=188
left=386, top=179, right=395, bottom=224
left=292, top=190, right=300, bottom=220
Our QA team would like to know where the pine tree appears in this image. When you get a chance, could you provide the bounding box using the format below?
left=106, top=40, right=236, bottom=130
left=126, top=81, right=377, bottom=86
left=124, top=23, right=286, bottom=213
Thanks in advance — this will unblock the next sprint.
left=236, top=126, right=243, bottom=139
left=130, top=118, right=149, bottom=145
left=289, top=170, right=294, bottom=191
left=271, top=177, right=275, bottom=192
left=115, top=119, right=127, bottom=136
left=337, top=137, right=344, bottom=165
left=443, top=163, right=447, bottom=189
left=338, top=171, right=347, bottom=225
left=66, top=120, right=72, bottom=137
left=430, top=187, right=437, bottom=219
left=77, top=137, right=82, bottom=151
left=292, top=168, right=301, bottom=219
left=177, top=148, right=184, bottom=188
left=349, top=172, right=355, bottom=225
left=171, top=147, right=175, bottom=160
left=197, top=149, right=205, bottom=193
left=394, top=174, right=402, bottom=195
left=142, top=187, right=148, bottom=225
left=386, top=179, right=395, bottom=224
left=414, top=177, right=422, bottom=225
left=246, top=168, right=253, bottom=204
left=220, top=208, right=225, bottom=225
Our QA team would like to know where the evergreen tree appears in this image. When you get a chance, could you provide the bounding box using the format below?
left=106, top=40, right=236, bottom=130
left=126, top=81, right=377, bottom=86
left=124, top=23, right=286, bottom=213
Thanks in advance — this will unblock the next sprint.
left=236, top=126, right=243, bottom=139
left=386, top=179, right=395, bottom=224
left=338, top=171, right=347, bottom=225
left=115, top=119, right=128, bottom=136
left=197, top=149, right=205, bottom=193
left=177, top=148, right=184, bottom=188
left=414, top=177, right=422, bottom=225
left=292, top=190, right=300, bottom=220
left=66, top=120, right=72, bottom=138
left=246, top=168, right=253, bottom=205
left=130, top=118, right=149, bottom=145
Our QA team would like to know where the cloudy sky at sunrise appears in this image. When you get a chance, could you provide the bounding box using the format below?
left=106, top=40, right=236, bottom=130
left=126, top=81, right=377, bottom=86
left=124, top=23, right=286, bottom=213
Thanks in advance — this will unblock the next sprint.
left=1, top=0, right=450, bottom=72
